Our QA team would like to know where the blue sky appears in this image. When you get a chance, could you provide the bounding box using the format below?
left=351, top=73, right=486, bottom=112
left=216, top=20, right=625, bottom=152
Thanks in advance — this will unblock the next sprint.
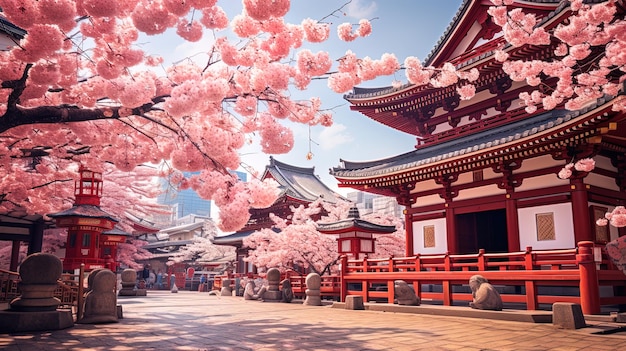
left=146, top=0, right=464, bottom=195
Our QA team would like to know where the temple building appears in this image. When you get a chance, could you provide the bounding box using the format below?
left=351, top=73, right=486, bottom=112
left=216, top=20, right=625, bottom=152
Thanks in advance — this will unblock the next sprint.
left=330, top=1, right=626, bottom=257
left=213, top=157, right=345, bottom=274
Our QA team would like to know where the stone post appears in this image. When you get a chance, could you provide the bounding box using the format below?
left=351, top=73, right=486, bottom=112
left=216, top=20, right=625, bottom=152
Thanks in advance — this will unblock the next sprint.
left=78, top=269, right=118, bottom=324
left=262, top=268, right=282, bottom=302
left=118, top=268, right=138, bottom=296
left=303, top=273, right=322, bottom=306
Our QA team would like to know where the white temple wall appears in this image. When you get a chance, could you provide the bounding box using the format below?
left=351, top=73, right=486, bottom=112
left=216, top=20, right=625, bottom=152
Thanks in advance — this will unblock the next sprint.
left=412, top=218, right=447, bottom=255
left=517, top=202, right=576, bottom=250
left=456, top=184, right=505, bottom=201
left=517, top=174, right=563, bottom=192
left=412, top=194, right=445, bottom=208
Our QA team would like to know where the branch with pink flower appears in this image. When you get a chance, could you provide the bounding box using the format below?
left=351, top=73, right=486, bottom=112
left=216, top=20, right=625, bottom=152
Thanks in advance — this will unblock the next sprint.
left=557, top=157, right=596, bottom=179
left=597, top=206, right=626, bottom=228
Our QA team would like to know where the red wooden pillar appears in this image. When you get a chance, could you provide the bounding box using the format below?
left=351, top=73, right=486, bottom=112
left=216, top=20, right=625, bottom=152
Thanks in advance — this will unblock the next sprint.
left=445, top=203, right=457, bottom=254
left=577, top=241, right=600, bottom=314
left=340, top=255, right=348, bottom=302
left=570, top=178, right=592, bottom=243
left=404, top=210, right=413, bottom=257
left=505, top=194, right=520, bottom=252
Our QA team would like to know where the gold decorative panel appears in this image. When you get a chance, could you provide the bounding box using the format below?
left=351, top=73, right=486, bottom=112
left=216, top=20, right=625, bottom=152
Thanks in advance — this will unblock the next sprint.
left=536, top=212, right=556, bottom=241
left=424, top=225, right=435, bottom=248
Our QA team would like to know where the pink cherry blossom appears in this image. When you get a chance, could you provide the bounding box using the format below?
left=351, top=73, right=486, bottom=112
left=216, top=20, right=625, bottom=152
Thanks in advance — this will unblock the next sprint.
left=301, top=18, right=330, bottom=43
left=457, top=84, right=476, bottom=100
left=337, top=23, right=358, bottom=42
left=574, top=158, right=595, bottom=172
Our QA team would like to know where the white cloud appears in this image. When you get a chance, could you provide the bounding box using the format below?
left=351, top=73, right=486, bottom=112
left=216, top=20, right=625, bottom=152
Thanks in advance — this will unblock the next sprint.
left=317, top=123, right=353, bottom=151
left=345, top=0, right=378, bottom=19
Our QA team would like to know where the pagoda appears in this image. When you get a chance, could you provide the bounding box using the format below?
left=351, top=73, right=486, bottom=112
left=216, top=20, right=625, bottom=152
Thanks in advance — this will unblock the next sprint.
left=49, top=167, right=118, bottom=272
left=330, top=1, right=626, bottom=258
left=317, top=206, right=396, bottom=259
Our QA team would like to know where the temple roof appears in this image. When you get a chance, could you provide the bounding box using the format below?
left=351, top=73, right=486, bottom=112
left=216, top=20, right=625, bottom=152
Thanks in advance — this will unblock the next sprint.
left=317, top=217, right=397, bottom=234
left=317, top=206, right=396, bottom=235
left=103, top=225, right=131, bottom=237
left=331, top=95, right=620, bottom=180
left=0, top=14, right=26, bottom=39
left=211, top=230, right=255, bottom=246
left=262, top=156, right=344, bottom=204
left=48, top=205, right=118, bottom=223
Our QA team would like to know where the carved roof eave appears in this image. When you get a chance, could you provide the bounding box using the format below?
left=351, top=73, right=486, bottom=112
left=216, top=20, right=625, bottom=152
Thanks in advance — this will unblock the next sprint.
left=317, top=218, right=397, bottom=234
left=331, top=98, right=621, bottom=189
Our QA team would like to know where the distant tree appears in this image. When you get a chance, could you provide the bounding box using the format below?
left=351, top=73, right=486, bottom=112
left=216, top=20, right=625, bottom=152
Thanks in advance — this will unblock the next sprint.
left=243, top=198, right=405, bottom=275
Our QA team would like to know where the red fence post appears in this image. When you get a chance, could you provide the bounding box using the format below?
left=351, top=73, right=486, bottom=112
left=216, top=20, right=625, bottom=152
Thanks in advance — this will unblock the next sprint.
left=478, top=249, right=486, bottom=271
left=443, top=252, right=452, bottom=306
left=577, top=241, right=601, bottom=315
left=340, top=255, right=348, bottom=302
left=524, top=247, right=538, bottom=310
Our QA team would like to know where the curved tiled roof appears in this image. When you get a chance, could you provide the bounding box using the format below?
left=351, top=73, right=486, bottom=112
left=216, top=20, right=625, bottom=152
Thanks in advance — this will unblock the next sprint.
left=317, top=218, right=396, bottom=234
left=263, top=156, right=344, bottom=203
left=331, top=96, right=614, bottom=179
left=48, top=204, right=118, bottom=223
left=0, top=14, right=26, bottom=39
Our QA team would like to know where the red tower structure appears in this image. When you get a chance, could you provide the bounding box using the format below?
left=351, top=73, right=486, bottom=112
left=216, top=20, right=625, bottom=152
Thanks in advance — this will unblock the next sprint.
left=317, top=206, right=396, bottom=259
left=49, top=167, right=118, bottom=272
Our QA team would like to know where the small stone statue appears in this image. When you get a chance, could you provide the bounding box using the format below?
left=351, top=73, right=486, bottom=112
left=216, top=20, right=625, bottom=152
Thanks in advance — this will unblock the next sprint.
left=243, top=281, right=266, bottom=300
left=394, top=280, right=420, bottom=306
left=262, top=268, right=282, bottom=302
left=220, top=278, right=232, bottom=296
left=79, top=269, right=118, bottom=324
left=469, top=275, right=503, bottom=311
left=280, top=279, right=294, bottom=303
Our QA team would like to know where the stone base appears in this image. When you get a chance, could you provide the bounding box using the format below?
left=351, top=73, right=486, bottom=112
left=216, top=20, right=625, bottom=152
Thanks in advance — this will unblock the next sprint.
left=345, top=295, right=365, bottom=310
left=614, top=312, right=626, bottom=323
left=135, top=289, right=147, bottom=296
left=117, top=305, right=123, bottom=319
left=0, top=309, right=73, bottom=333
left=552, top=302, right=586, bottom=329
left=262, top=290, right=282, bottom=302
left=118, top=289, right=137, bottom=296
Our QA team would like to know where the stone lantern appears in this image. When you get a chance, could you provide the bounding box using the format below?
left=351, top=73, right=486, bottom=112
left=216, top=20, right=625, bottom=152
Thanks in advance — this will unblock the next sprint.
left=49, top=167, right=118, bottom=272
left=317, top=206, right=396, bottom=258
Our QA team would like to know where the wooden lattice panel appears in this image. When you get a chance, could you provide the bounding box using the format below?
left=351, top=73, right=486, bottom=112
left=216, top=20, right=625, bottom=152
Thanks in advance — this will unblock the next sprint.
left=536, top=212, right=555, bottom=241
left=424, top=225, right=435, bottom=248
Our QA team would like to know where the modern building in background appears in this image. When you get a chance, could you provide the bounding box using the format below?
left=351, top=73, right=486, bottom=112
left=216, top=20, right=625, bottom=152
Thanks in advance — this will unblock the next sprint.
left=157, top=171, right=247, bottom=225
left=347, top=191, right=404, bottom=218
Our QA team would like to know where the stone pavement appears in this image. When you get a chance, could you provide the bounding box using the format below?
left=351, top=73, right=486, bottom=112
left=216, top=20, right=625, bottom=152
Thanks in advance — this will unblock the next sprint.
left=1, top=290, right=626, bottom=351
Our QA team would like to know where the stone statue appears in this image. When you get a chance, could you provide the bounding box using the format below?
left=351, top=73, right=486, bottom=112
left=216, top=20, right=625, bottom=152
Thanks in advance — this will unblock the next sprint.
left=280, top=279, right=294, bottom=303
left=261, top=268, right=282, bottom=302
left=243, top=280, right=266, bottom=300
left=79, top=269, right=119, bottom=324
left=469, top=275, right=503, bottom=311
left=220, top=278, right=232, bottom=296
left=118, top=268, right=138, bottom=296
left=394, top=280, right=420, bottom=306
left=303, top=273, right=322, bottom=306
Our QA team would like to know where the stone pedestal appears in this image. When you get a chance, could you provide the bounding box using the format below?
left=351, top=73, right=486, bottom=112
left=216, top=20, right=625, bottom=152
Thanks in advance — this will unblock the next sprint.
left=262, top=268, right=282, bottom=302
left=345, top=295, right=364, bottom=310
left=303, top=273, right=322, bottom=306
left=0, top=253, right=74, bottom=333
left=553, top=302, right=586, bottom=329
left=0, top=309, right=73, bottom=333
left=118, top=269, right=139, bottom=296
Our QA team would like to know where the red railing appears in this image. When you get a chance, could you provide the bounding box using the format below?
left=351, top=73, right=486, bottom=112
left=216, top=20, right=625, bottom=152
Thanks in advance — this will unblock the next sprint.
left=339, top=241, right=626, bottom=315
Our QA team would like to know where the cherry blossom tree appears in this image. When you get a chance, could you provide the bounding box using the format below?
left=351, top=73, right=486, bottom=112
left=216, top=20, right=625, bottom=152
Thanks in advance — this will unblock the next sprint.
left=117, top=238, right=153, bottom=270
left=0, top=0, right=383, bottom=232
left=243, top=198, right=405, bottom=275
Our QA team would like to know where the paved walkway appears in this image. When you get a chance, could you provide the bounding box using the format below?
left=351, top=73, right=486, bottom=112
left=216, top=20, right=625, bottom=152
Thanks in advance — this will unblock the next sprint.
left=2, top=290, right=626, bottom=351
